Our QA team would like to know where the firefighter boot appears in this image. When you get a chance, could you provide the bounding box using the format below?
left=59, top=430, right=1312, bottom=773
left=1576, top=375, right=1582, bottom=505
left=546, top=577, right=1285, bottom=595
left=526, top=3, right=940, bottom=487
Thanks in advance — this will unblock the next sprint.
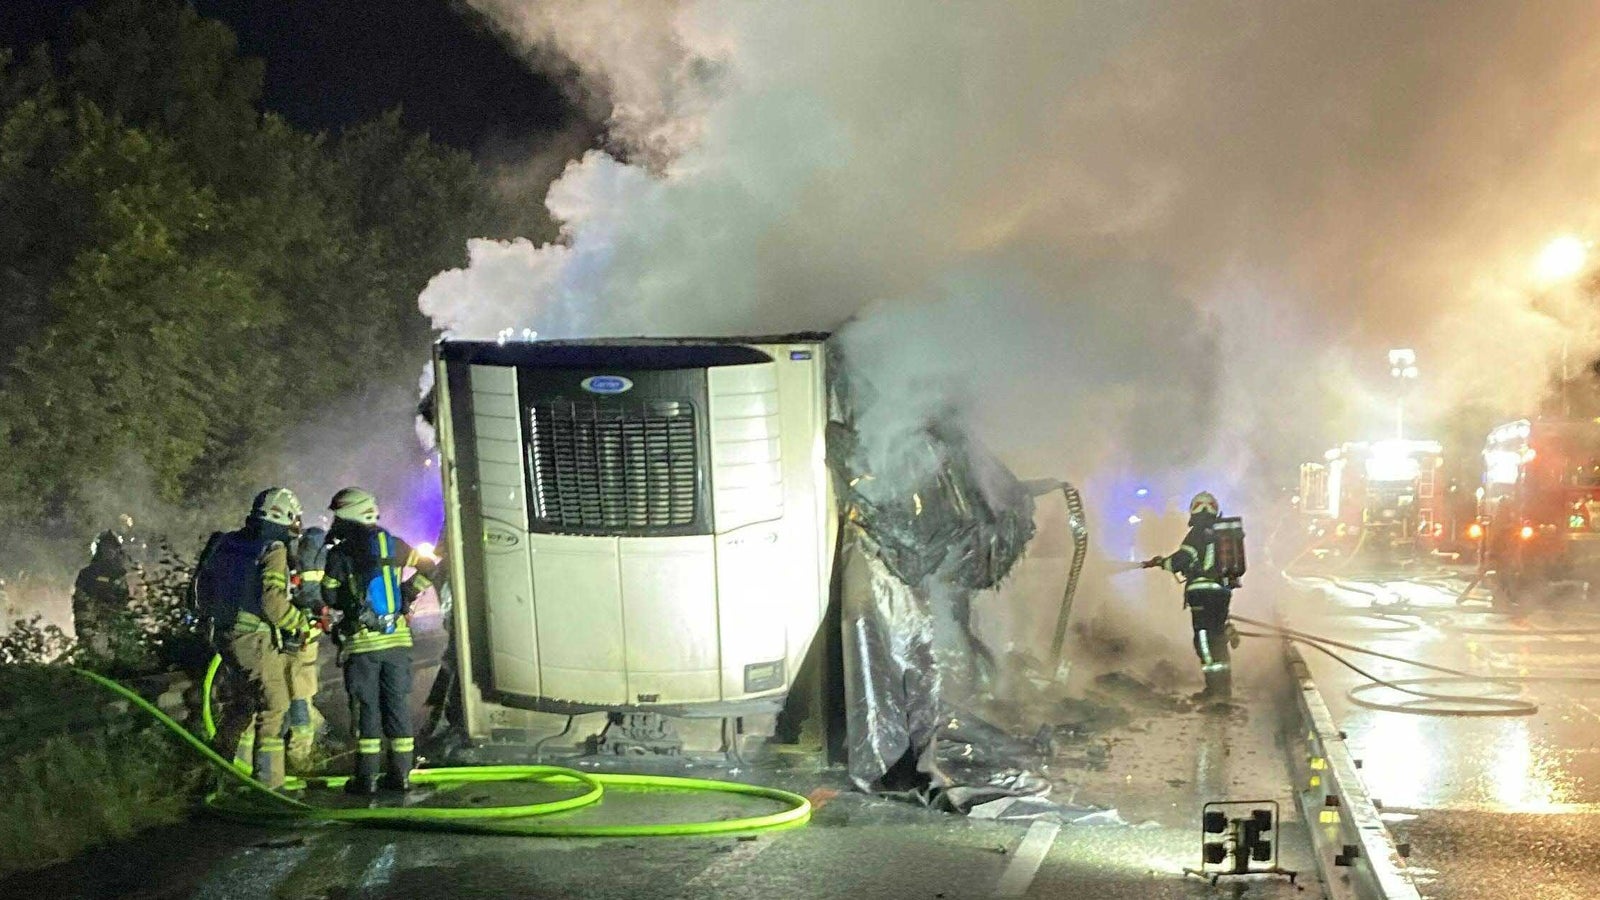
left=255, top=737, right=286, bottom=791
left=381, top=738, right=414, bottom=792
left=346, top=739, right=382, bottom=796
left=286, top=699, right=317, bottom=774
left=232, top=729, right=255, bottom=775
left=287, top=725, right=318, bottom=774
left=1201, top=664, right=1233, bottom=704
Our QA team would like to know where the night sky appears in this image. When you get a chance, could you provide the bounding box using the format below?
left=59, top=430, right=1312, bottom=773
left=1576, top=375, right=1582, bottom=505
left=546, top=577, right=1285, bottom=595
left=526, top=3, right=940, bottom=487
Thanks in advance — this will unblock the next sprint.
left=0, top=0, right=588, bottom=159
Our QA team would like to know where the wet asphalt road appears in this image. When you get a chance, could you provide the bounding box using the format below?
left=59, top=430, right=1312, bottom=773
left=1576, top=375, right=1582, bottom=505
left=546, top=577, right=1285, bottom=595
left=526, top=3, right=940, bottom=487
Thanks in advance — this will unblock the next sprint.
left=1, top=610, right=1327, bottom=900
left=1284, top=569, right=1600, bottom=899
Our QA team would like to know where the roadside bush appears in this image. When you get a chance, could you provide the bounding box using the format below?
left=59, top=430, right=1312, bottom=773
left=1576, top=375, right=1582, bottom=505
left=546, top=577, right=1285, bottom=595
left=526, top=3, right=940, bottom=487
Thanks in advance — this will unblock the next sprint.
left=127, top=537, right=210, bottom=672
left=0, top=615, right=73, bottom=666
left=0, top=666, right=206, bottom=878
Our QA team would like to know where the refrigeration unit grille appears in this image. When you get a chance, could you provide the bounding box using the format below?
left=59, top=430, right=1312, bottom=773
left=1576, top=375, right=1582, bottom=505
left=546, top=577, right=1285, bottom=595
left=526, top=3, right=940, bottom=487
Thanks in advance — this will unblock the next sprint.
left=527, top=399, right=699, bottom=531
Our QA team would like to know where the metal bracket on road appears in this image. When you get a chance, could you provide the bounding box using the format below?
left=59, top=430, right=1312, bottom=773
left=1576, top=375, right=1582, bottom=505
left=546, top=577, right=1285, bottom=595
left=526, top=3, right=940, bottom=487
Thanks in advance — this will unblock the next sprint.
left=1283, top=642, right=1422, bottom=900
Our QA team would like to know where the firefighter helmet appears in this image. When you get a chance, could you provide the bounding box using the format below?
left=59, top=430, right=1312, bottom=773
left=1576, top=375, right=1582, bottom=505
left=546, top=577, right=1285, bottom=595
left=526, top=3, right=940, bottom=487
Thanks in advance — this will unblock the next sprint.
left=330, top=487, right=380, bottom=524
left=1189, top=491, right=1220, bottom=518
left=90, top=529, right=122, bottom=557
left=251, top=487, right=303, bottom=528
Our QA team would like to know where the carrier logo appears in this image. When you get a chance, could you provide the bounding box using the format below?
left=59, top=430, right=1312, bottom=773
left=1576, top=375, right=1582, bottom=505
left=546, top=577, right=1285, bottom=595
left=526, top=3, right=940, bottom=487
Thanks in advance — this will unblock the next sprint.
left=483, top=521, right=522, bottom=554
left=581, top=375, right=633, bottom=394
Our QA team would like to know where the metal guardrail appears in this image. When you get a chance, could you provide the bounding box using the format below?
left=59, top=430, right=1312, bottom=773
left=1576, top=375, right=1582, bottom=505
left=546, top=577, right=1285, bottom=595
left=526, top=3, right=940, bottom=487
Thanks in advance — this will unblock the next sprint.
left=0, top=670, right=195, bottom=756
left=1282, top=643, right=1422, bottom=900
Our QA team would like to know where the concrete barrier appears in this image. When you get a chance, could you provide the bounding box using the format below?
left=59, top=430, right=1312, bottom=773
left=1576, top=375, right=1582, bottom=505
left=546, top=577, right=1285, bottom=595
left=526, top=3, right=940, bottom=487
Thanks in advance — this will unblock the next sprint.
left=1281, top=642, right=1421, bottom=900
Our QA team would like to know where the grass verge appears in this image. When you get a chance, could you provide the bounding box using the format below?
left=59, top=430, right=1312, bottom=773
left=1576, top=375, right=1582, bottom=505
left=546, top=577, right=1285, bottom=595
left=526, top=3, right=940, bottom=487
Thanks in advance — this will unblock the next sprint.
left=0, top=666, right=206, bottom=878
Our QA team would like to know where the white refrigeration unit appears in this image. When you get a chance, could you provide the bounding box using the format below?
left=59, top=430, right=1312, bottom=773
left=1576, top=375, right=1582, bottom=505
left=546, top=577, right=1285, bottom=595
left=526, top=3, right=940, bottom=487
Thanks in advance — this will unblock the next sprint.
left=432, top=336, right=836, bottom=739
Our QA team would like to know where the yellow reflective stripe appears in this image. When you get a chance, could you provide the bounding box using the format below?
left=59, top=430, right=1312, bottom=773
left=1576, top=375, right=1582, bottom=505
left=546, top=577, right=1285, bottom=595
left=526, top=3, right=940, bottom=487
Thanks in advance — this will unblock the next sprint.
left=378, top=532, right=400, bottom=612
left=230, top=612, right=272, bottom=633
left=262, top=572, right=288, bottom=587
left=389, top=737, right=415, bottom=752
left=275, top=607, right=309, bottom=631
left=410, top=573, right=433, bottom=591
left=300, top=570, right=324, bottom=583
left=347, top=631, right=414, bottom=653
left=324, top=576, right=342, bottom=589
left=357, top=738, right=383, bottom=754
left=258, top=738, right=285, bottom=752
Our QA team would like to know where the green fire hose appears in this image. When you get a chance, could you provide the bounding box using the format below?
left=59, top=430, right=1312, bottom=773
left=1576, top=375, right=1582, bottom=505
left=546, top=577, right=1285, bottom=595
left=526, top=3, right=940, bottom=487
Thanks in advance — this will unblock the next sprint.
left=71, top=659, right=810, bottom=838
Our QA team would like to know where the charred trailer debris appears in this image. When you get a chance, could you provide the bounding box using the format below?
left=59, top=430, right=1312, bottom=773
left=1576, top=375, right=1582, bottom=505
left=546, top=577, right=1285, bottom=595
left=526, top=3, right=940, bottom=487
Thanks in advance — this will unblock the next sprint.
left=428, top=335, right=1087, bottom=801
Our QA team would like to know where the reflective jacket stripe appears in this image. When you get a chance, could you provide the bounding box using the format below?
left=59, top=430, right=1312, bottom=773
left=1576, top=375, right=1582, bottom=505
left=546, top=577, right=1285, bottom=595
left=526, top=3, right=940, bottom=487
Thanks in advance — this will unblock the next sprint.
left=377, top=532, right=400, bottom=615
left=346, top=618, right=413, bottom=654
left=229, top=611, right=273, bottom=634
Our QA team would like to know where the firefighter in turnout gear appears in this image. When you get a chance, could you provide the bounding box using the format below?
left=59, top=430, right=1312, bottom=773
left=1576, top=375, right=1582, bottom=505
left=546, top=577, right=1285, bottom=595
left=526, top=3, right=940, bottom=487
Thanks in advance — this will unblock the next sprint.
left=284, top=526, right=330, bottom=773
left=1144, top=491, right=1238, bottom=700
left=193, top=488, right=311, bottom=790
left=322, top=488, right=437, bottom=795
left=72, top=530, right=137, bottom=663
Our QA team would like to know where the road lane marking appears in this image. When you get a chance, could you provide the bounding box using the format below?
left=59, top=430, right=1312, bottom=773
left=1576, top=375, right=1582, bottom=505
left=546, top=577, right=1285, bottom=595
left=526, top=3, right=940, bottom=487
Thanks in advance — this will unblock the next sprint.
left=192, top=842, right=312, bottom=899
left=359, top=843, right=398, bottom=894
left=993, top=820, right=1060, bottom=897
left=683, top=836, right=781, bottom=890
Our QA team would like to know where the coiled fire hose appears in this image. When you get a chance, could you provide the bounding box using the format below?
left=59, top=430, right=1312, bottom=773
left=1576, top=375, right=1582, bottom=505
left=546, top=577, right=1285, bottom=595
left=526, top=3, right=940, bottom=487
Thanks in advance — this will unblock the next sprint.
left=68, top=658, right=810, bottom=837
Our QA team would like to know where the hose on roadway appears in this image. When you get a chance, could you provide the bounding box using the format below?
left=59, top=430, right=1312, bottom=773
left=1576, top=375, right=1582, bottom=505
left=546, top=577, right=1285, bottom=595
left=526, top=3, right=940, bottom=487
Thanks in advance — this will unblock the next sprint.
left=1239, top=572, right=1600, bottom=717
left=70, top=660, right=811, bottom=838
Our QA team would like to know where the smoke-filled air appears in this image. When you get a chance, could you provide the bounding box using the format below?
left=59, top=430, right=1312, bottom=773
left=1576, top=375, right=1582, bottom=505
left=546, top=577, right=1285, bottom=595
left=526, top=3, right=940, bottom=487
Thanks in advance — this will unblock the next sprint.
left=16, top=1, right=1600, bottom=889
left=426, top=2, right=1600, bottom=501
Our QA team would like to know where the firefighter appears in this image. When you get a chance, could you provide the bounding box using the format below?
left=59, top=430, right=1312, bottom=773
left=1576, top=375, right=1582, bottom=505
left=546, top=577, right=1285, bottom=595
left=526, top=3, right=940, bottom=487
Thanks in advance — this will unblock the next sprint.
left=114, top=513, right=149, bottom=570
left=72, top=530, right=136, bottom=664
left=193, top=488, right=310, bottom=790
left=421, top=551, right=465, bottom=751
left=285, top=525, right=331, bottom=773
left=1144, top=491, right=1238, bottom=700
left=322, top=487, right=436, bottom=795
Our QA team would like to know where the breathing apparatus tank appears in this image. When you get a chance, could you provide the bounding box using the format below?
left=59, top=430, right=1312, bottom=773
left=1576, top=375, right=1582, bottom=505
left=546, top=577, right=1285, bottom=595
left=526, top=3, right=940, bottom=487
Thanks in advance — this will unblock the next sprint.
left=1214, top=516, right=1247, bottom=587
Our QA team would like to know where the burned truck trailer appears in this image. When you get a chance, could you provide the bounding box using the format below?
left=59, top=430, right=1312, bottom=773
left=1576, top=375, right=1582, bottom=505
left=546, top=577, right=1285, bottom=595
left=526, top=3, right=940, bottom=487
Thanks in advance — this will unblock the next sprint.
left=432, top=336, right=837, bottom=741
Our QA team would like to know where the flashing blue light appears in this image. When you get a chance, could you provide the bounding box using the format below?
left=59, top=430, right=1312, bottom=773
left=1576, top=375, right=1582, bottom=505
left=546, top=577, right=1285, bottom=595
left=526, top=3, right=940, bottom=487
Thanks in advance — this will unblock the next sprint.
left=1135, top=487, right=1150, bottom=498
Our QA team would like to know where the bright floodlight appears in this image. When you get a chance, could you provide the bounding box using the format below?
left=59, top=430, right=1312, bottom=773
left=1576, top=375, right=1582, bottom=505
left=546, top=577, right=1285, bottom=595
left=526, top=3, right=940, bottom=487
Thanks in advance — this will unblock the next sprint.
left=1536, top=235, right=1587, bottom=284
left=1388, top=348, right=1418, bottom=379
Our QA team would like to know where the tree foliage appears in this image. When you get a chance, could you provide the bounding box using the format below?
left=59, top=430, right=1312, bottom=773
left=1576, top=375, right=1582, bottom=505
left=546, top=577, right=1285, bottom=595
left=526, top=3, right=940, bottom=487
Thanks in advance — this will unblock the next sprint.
left=0, top=0, right=507, bottom=541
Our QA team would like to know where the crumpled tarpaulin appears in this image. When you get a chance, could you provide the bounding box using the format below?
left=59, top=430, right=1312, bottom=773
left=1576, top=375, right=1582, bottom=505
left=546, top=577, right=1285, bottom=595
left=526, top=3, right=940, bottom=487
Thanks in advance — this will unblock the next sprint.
left=827, top=389, right=1045, bottom=798
left=836, top=523, right=946, bottom=796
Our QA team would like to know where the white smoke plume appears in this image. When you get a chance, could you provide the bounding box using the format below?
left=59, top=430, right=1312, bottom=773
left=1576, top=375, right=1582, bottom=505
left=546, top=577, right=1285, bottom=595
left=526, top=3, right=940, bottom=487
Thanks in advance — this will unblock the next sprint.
left=421, top=0, right=1600, bottom=668
left=467, top=0, right=731, bottom=168
left=430, top=2, right=1600, bottom=474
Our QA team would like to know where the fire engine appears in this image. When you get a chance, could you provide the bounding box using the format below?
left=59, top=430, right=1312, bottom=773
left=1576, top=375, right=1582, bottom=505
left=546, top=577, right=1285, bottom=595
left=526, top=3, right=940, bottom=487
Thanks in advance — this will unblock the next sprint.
left=1298, top=439, right=1450, bottom=560
left=1477, top=418, right=1600, bottom=602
